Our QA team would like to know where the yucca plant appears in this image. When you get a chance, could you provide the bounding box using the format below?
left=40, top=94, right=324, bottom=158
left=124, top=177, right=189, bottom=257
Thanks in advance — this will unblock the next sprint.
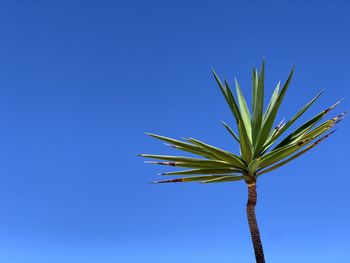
left=138, top=61, right=345, bottom=263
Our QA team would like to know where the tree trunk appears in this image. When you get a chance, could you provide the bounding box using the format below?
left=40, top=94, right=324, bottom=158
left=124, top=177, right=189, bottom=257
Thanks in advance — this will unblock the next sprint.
left=246, top=183, right=265, bottom=263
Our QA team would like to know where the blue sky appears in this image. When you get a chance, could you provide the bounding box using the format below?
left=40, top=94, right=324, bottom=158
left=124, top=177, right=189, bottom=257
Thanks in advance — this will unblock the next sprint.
left=0, top=0, right=349, bottom=262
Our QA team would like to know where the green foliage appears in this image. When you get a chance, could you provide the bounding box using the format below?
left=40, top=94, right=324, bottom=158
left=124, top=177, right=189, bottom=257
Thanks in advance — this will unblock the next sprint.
left=139, top=61, right=345, bottom=184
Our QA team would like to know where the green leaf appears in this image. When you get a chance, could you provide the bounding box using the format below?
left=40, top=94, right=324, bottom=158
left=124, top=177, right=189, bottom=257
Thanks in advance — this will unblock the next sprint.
left=212, top=69, right=231, bottom=109
left=272, top=103, right=342, bottom=150
left=202, top=175, right=245, bottom=183
left=139, top=154, right=233, bottom=167
left=252, top=66, right=258, bottom=114
left=225, top=80, right=244, bottom=125
left=252, top=61, right=265, bottom=145
left=221, top=121, right=240, bottom=142
left=212, top=69, right=241, bottom=125
left=161, top=168, right=242, bottom=176
left=248, top=158, right=260, bottom=176
left=186, top=137, right=245, bottom=169
left=213, top=70, right=251, bottom=148
left=170, top=145, right=215, bottom=159
left=145, top=133, right=216, bottom=159
left=272, top=116, right=322, bottom=150
left=259, top=138, right=311, bottom=168
left=254, top=66, right=295, bottom=156
left=263, top=81, right=280, bottom=122
left=264, top=90, right=324, bottom=150
left=299, top=113, right=344, bottom=141
left=238, top=121, right=252, bottom=163
left=154, top=175, right=244, bottom=184
left=257, top=130, right=335, bottom=176
left=235, top=78, right=252, bottom=140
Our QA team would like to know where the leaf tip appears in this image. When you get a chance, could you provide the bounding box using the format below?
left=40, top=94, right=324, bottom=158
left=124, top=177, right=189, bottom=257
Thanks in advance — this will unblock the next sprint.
left=325, top=99, right=343, bottom=114
left=154, top=178, right=183, bottom=184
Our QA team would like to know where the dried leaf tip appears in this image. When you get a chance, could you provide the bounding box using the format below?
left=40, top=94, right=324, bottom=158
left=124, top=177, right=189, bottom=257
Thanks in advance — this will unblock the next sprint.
left=153, top=178, right=182, bottom=184
left=325, top=99, right=344, bottom=113
left=332, top=111, right=347, bottom=122
left=314, top=130, right=336, bottom=145
left=144, top=161, right=176, bottom=166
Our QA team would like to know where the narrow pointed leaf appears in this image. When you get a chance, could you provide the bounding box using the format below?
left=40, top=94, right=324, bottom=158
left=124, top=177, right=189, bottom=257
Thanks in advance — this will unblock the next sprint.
left=254, top=66, right=295, bottom=155
left=221, top=121, right=240, bottom=142
left=170, top=145, right=216, bottom=159
left=259, top=138, right=312, bottom=168
left=139, top=154, right=233, bottom=167
left=263, top=81, right=280, bottom=122
left=212, top=69, right=241, bottom=125
left=258, top=130, right=335, bottom=176
left=252, top=67, right=258, bottom=114
left=252, top=61, right=265, bottom=145
left=212, top=69, right=231, bottom=108
left=145, top=133, right=216, bottom=159
left=235, top=78, right=252, bottom=140
left=238, top=121, right=252, bottom=163
left=186, top=137, right=245, bottom=169
left=145, top=161, right=231, bottom=168
left=299, top=112, right=344, bottom=142
left=161, top=168, right=242, bottom=176
left=202, top=175, right=245, bottom=183
left=154, top=175, right=234, bottom=184
left=226, top=81, right=254, bottom=153
left=273, top=104, right=343, bottom=150
left=224, top=80, right=244, bottom=125
left=264, top=90, right=324, bottom=149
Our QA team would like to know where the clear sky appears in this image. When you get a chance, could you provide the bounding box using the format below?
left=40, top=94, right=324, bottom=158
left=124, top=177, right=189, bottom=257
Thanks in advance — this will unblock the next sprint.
left=0, top=0, right=349, bottom=262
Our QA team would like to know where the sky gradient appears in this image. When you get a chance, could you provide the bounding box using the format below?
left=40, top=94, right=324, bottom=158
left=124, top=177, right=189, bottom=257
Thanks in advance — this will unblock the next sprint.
left=0, top=1, right=349, bottom=262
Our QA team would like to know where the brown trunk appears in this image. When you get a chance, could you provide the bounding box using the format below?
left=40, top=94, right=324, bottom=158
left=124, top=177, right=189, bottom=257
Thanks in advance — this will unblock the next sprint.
left=246, top=183, right=265, bottom=263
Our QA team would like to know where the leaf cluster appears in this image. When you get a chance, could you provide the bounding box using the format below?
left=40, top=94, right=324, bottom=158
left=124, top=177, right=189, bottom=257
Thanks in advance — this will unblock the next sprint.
left=139, top=61, right=345, bottom=184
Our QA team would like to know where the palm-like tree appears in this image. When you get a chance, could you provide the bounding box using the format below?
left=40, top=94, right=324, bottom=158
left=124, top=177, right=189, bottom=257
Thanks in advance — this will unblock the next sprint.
left=138, top=61, right=345, bottom=263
